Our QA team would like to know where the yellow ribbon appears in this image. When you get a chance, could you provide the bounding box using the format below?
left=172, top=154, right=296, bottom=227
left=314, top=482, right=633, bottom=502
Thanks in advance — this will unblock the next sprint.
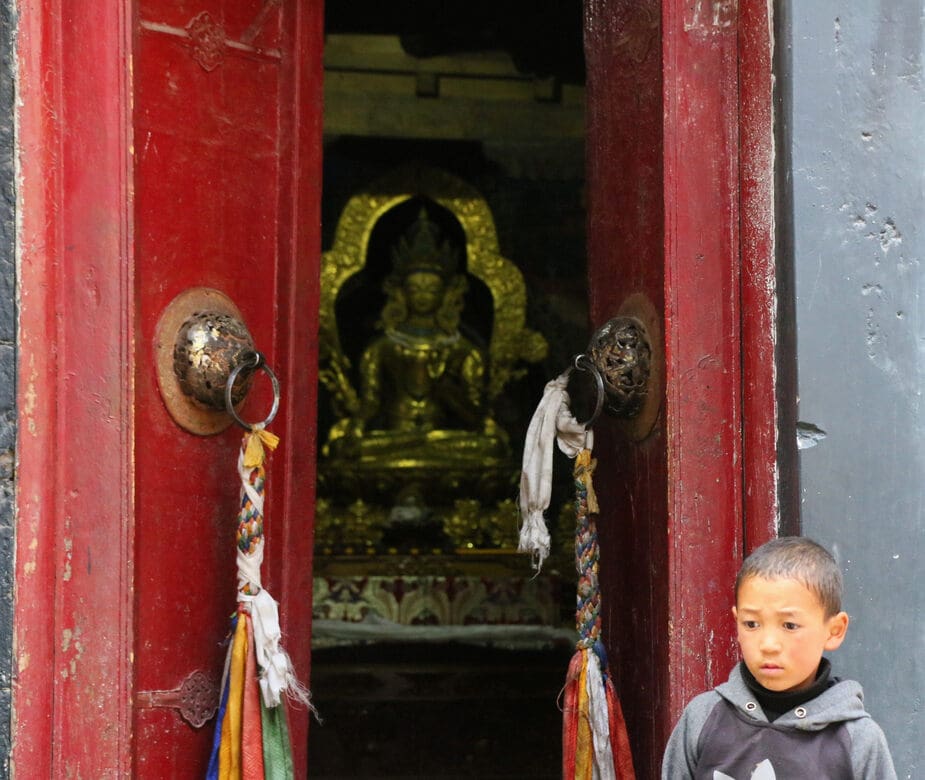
left=575, top=449, right=599, bottom=515
left=243, top=428, right=280, bottom=470
left=575, top=649, right=594, bottom=780
left=219, top=614, right=249, bottom=780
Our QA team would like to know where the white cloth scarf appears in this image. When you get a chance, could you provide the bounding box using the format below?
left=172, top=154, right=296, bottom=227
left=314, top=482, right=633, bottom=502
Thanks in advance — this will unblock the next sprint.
left=518, top=371, right=592, bottom=571
left=235, top=448, right=314, bottom=711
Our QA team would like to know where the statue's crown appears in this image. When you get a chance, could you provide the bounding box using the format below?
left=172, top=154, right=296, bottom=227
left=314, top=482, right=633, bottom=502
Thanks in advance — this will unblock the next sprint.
left=391, top=207, right=460, bottom=278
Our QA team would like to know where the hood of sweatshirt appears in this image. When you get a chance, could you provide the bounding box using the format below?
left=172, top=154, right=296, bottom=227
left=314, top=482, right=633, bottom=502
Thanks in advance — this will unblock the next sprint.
left=714, top=663, right=871, bottom=731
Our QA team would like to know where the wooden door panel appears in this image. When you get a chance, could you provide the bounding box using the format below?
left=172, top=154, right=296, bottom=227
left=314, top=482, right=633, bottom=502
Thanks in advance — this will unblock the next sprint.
left=584, top=3, right=669, bottom=776
left=14, top=1, right=322, bottom=776
left=584, top=1, right=776, bottom=776
left=133, top=3, right=321, bottom=775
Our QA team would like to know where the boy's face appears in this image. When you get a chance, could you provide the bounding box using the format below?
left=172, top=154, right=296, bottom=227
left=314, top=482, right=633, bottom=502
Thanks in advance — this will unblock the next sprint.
left=733, top=575, right=849, bottom=693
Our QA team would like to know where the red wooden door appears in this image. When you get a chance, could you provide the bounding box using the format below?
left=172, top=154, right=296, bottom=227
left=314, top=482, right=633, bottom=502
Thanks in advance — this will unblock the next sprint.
left=14, top=1, right=323, bottom=776
left=583, top=1, right=776, bottom=776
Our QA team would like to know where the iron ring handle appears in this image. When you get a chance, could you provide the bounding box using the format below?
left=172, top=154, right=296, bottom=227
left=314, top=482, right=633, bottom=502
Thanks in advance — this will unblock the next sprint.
left=224, top=351, right=280, bottom=431
left=571, top=353, right=605, bottom=429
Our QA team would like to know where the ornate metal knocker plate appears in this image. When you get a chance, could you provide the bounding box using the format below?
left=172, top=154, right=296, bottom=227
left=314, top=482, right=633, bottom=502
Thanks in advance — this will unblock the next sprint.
left=155, top=287, right=280, bottom=435
left=569, top=292, right=662, bottom=440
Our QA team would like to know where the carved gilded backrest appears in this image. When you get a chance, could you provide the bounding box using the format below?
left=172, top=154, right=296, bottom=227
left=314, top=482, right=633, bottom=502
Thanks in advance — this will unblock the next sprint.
left=319, top=165, right=547, bottom=405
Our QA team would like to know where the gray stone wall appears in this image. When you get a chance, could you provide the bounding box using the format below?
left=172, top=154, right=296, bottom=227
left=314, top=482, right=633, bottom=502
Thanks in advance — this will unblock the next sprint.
left=783, top=2, right=924, bottom=776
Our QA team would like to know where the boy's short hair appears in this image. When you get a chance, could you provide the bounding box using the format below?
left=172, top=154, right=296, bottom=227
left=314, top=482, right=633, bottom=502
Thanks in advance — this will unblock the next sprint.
left=736, top=536, right=843, bottom=617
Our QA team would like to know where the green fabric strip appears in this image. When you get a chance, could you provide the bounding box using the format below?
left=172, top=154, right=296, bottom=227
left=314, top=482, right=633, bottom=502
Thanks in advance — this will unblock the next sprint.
left=260, top=699, right=295, bottom=780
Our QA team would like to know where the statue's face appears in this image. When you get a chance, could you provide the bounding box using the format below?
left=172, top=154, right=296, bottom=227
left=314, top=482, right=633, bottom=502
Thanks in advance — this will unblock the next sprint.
left=404, top=271, right=445, bottom=316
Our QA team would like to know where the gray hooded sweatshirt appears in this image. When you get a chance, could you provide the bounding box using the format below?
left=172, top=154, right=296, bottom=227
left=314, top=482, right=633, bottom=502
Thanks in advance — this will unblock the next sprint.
left=661, top=663, right=896, bottom=779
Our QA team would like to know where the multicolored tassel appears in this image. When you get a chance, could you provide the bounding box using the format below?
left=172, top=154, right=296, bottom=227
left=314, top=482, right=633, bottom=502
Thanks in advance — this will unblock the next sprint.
left=562, top=449, right=635, bottom=780
left=208, top=428, right=313, bottom=778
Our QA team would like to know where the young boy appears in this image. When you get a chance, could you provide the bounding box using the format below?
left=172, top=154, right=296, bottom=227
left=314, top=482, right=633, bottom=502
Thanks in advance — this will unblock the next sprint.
left=662, top=537, right=896, bottom=779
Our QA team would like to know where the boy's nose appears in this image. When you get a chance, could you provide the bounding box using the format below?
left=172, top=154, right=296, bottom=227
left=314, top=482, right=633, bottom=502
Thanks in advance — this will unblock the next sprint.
left=759, top=631, right=781, bottom=652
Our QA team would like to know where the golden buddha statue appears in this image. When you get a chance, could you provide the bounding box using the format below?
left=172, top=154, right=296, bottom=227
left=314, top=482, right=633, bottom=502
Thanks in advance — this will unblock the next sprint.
left=316, top=166, right=547, bottom=550
left=323, top=208, right=510, bottom=500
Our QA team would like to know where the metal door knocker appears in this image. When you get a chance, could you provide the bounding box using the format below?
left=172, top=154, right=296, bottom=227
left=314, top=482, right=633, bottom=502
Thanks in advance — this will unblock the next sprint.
left=568, top=292, right=662, bottom=439
left=155, top=287, right=281, bottom=434
left=570, top=353, right=606, bottom=429
left=224, top=351, right=280, bottom=431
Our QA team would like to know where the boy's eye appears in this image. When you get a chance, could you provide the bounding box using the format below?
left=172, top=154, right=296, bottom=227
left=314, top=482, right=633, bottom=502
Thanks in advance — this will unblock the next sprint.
left=783, top=622, right=800, bottom=631
left=742, top=620, right=759, bottom=629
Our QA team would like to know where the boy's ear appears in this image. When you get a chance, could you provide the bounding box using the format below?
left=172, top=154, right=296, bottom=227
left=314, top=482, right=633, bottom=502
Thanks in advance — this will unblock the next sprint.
left=824, top=611, right=850, bottom=651
left=731, top=606, right=738, bottom=622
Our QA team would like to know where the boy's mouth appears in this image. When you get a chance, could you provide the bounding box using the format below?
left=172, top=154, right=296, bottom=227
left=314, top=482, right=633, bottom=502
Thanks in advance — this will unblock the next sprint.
left=761, top=664, right=782, bottom=671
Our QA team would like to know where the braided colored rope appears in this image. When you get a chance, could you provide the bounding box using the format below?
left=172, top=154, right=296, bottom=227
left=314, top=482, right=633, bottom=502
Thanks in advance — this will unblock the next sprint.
left=574, top=450, right=601, bottom=651
left=237, top=471, right=264, bottom=553
left=236, top=433, right=271, bottom=596
left=517, top=373, right=633, bottom=778
left=208, top=427, right=312, bottom=779
left=562, top=448, right=635, bottom=780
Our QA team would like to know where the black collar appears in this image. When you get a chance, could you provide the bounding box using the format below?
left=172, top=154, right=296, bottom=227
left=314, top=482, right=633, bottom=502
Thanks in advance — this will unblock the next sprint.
left=740, top=658, right=834, bottom=721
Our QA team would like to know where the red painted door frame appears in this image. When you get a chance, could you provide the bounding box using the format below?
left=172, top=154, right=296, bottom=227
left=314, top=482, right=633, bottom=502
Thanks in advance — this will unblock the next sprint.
left=585, top=1, right=776, bottom=776
left=13, top=0, right=323, bottom=776
left=14, top=2, right=137, bottom=774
